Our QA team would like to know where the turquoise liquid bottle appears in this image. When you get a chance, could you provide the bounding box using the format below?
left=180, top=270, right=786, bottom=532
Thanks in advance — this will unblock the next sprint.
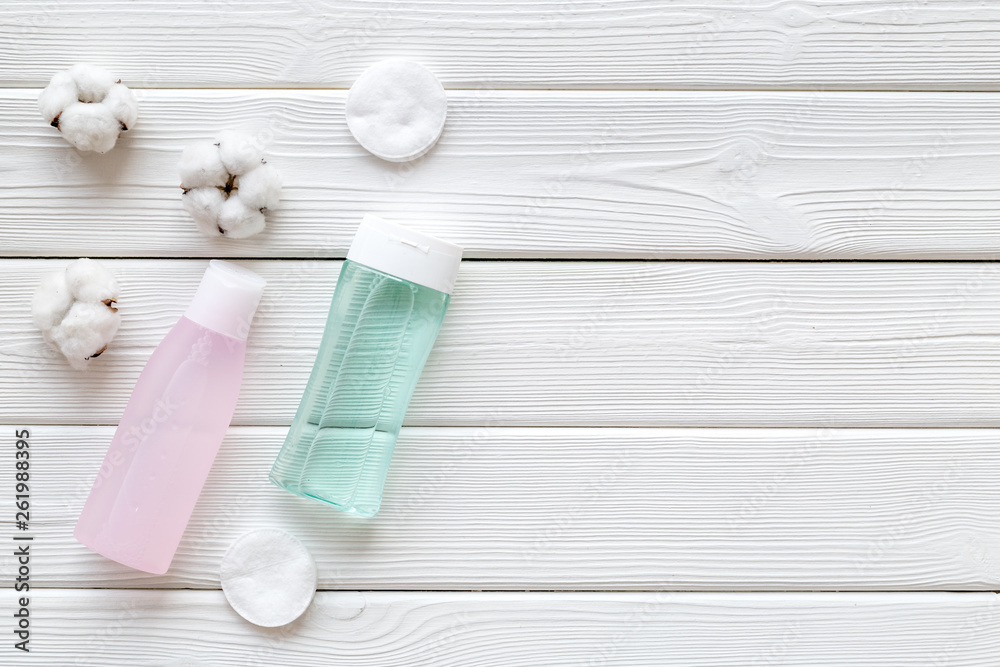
left=270, top=215, right=462, bottom=516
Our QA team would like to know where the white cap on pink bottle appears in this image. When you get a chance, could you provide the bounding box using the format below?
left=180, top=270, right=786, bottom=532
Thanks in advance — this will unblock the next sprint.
left=185, top=260, right=267, bottom=340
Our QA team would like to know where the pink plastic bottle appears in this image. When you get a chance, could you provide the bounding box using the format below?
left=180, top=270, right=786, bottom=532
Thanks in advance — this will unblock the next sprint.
left=75, top=260, right=266, bottom=574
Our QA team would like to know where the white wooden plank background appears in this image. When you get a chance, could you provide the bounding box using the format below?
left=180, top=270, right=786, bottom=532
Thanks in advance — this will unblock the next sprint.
left=7, top=1, right=1000, bottom=90
left=4, top=260, right=1000, bottom=427
left=4, top=88, right=1000, bottom=259
left=3, top=590, right=999, bottom=666
left=3, top=1, right=1000, bottom=665
left=2, top=425, right=997, bottom=591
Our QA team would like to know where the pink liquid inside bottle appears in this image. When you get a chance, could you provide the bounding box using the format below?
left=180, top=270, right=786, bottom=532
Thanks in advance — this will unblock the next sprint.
left=75, top=260, right=266, bottom=574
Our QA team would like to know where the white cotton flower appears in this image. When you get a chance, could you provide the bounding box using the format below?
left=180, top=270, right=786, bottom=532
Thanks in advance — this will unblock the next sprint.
left=103, top=83, right=139, bottom=132
left=38, top=64, right=138, bottom=153
left=179, top=140, right=230, bottom=190
left=236, top=163, right=281, bottom=211
left=48, top=303, right=120, bottom=369
left=218, top=197, right=266, bottom=239
left=38, top=72, right=77, bottom=122
left=68, top=64, right=116, bottom=103
left=32, top=258, right=121, bottom=371
left=215, top=129, right=264, bottom=176
left=31, top=272, right=74, bottom=332
left=182, top=187, right=227, bottom=236
left=179, top=131, right=281, bottom=239
left=56, top=104, right=121, bottom=154
left=64, top=256, right=120, bottom=302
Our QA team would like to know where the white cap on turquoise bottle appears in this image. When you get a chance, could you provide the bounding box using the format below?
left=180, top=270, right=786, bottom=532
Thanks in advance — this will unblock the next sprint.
left=348, top=214, right=463, bottom=294
left=185, top=260, right=267, bottom=340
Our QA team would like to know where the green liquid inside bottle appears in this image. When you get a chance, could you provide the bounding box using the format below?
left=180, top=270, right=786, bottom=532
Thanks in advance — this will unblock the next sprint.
left=270, top=217, right=460, bottom=516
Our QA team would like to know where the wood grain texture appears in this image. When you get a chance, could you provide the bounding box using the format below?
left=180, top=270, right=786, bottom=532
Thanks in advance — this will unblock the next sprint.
left=4, top=88, right=1000, bottom=259
left=3, top=425, right=998, bottom=591
left=3, top=259, right=1000, bottom=427
left=5, top=0, right=1000, bottom=657
left=5, top=589, right=998, bottom=666
left=7, top=2, right=1000, bottom=90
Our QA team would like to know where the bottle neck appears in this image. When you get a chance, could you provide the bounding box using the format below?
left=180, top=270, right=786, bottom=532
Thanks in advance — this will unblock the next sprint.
left=184, top=260, right=266, bottom=340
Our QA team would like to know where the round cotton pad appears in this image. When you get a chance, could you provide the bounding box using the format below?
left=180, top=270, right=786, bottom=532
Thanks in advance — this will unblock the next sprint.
left=220, top=528, right=317, bottom=627
left=346, top=59, right=447, bottom=162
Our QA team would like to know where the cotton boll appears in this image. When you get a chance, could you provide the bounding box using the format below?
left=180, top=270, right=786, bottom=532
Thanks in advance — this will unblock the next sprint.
left=217, top=196, right=266, bottom=239
left=32, top=258, right=121, bottom=370
left=68, top=63, right=115, bottom=103
left=57, top=103, right=121, bottom=153
left=235, top=163, right=281, bottom=212
left=179, top=141, right=229, bottom=190
left=216, top=130, right=263, bottom=175
left=179, top=133, right=281, bottom=239
left=65, top=257, right=120, bottom=303
left=38, top=74, right=78, bottom=124
left=182, top=187, right=226, bottom=236
left=31, top=272, right=73, bottom=332
left=104, top=83, right=138, bottom=130
left=38, top=65, right=137, bottom=153
left=49, top=302, right=121, bottom=371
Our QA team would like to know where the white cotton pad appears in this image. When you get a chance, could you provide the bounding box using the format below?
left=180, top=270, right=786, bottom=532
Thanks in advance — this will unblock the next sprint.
left=346, top=59, right=447, bottom=162
left=220, top=529, right=317, bottom=627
